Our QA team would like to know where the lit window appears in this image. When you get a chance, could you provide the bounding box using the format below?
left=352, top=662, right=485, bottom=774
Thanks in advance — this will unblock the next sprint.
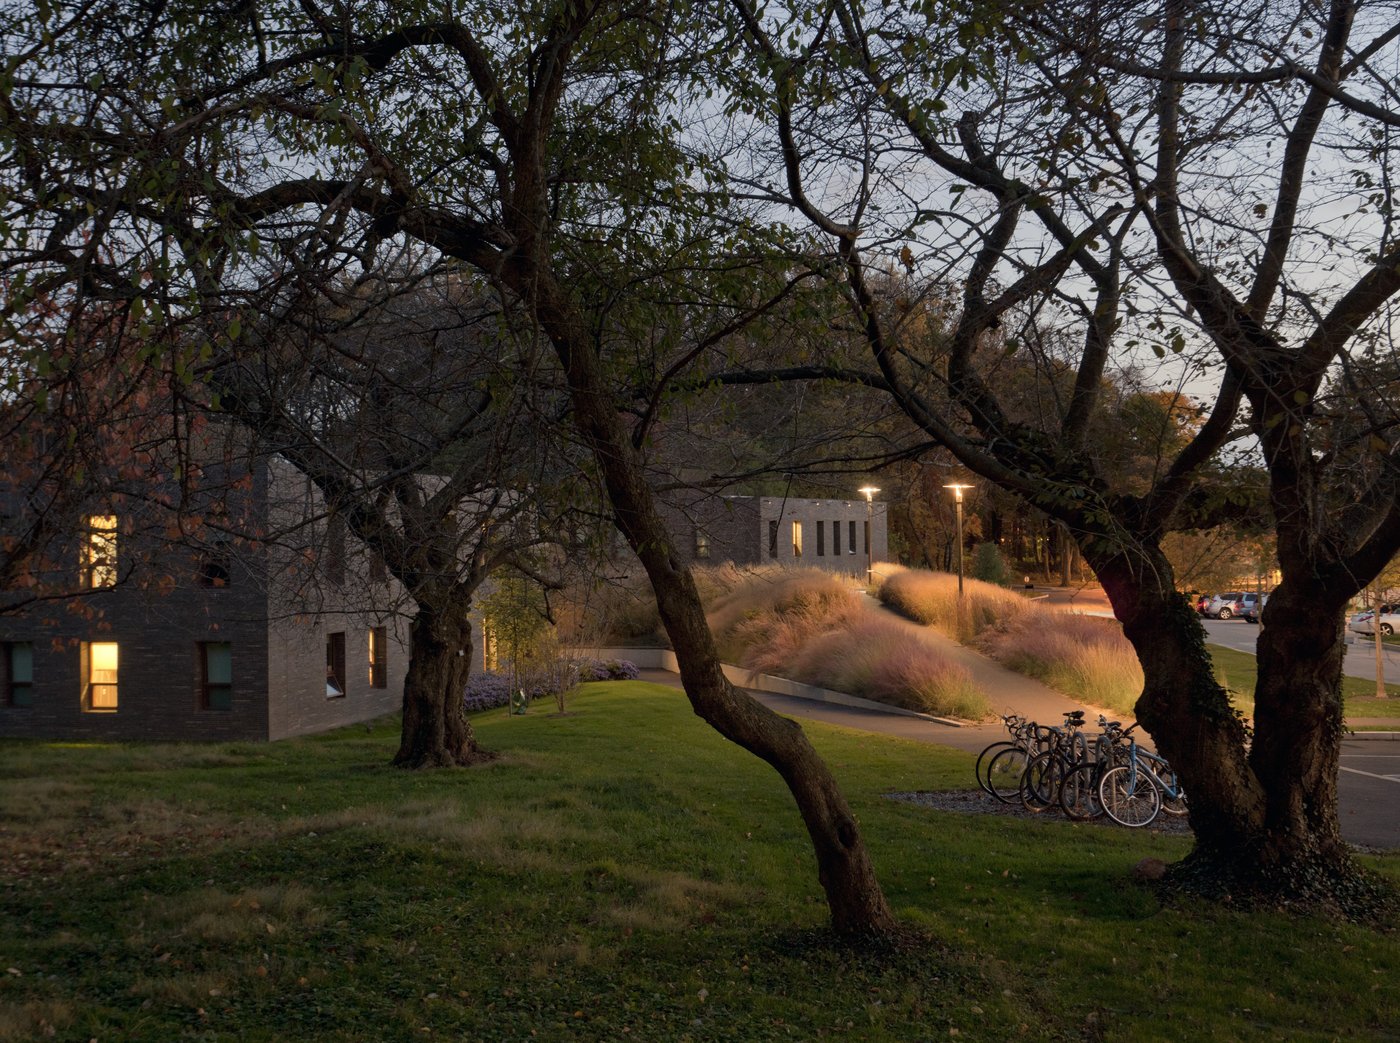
left=83, top=641, right=119, bottom=712
left=368, top=626, right=387, bottom=689
left=2, top=642, right=34, bottom=708
left=326, top=632, right=346, bottom=698
left=694, top=530, right=710, bottom=560
left=792, top=520, right=803, bottom=558
left=200, top=642, right=233, bottom=710
left=82, top=515, right=118, bottom=588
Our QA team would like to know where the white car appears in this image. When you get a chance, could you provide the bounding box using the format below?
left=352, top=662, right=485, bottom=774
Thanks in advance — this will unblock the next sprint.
left=1349, top=604, right=1400, bottom=636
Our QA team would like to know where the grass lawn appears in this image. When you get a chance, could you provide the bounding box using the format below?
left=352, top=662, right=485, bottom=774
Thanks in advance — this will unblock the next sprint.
left=1, top=682, right=1395, bottom=1042
left=1208, top=644, right=1400, bottom=720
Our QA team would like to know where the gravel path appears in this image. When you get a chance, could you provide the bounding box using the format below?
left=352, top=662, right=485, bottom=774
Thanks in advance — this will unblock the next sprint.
left=885, top=789, right=1194, bottom=833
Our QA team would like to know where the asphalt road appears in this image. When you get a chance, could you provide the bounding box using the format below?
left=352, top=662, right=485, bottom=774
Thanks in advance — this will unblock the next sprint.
left=1201, top=616, right=1400, bottom=686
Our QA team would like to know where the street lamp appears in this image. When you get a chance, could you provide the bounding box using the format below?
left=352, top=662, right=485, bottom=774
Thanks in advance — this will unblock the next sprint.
left=943, top=483, right=974, bottom=596
left=858, top=485, right=879, bottom=585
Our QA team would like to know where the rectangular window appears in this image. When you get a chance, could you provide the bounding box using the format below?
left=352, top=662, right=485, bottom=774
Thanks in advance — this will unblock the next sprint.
left=792, top=520, right=803, bottom=558
left=369, top=550, right=387, bottom=584
left=864, top=519, right=871, bottom=555
left=368, top=626, right=387, bottom=688
left=832, top=520, right=841, bottom=555
left=326, top=632, right=346, bottom=698
left=1, top=642, right=34, bottom=708
left=849, top=520, right=857, bottom=554
left=768, top=520, right=779, bottom=559
left=816, top=521, right=825, bottom=557
left=200, top=642, right=233, bottom=710
left=82, top=515, right=118, bottom=588
left=693, top=529, right=710, bottom=560
left=199, top=540, right=232, bottom=588
left=83, top=641, right=119, bottom=712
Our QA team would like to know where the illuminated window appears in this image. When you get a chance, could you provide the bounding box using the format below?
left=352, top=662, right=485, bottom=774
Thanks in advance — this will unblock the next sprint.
left=792, top=520, right=803, bottom=558
left=200, top=642, right=232, bottom=710
left=694, top=530, right=710, bottom=560
left=325, top=632, right=346, bottom=698
left=82, top=515, right=118, bottom=588
left=368, top=626, right=387, bottom=689
left=1, top=642, right=33, bottom=708
left=83, top=641, right=119, bottom=712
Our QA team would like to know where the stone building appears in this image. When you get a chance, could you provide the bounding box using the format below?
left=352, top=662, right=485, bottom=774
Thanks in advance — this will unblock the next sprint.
left=0, top=457, right=410, bottom=742
left=664, top=493, right=889, bottom=577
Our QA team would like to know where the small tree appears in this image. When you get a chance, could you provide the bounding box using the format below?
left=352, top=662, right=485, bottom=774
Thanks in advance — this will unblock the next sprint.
left=971, top=543, right=1011, bottom=587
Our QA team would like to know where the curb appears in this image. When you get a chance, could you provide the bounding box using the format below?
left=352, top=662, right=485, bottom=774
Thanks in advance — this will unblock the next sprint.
left=1345, top=730, right=1400, bottom=741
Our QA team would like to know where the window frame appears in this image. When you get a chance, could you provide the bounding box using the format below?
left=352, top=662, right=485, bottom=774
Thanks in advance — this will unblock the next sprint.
left=368, top=626, right=387, bottom=689
left=1, top=642, right=34, bottom=708
left=82, top=641, right=120, bottom=713
left=199, top=641, right=233, bottom=711
left=326, top=631, right=347, bottom=698
left=81, top=514, right=118, bottom=589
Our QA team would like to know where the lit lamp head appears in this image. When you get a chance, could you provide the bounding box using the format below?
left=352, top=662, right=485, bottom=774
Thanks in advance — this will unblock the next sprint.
left=858, top=485, right=880, bottom=502
left=943, top=482, right=974, bottom=503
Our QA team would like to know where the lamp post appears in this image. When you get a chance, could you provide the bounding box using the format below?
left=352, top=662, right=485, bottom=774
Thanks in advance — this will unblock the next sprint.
left=943, top=483, right=973, bottom=596
left=858, top=485, right=879, bottom=586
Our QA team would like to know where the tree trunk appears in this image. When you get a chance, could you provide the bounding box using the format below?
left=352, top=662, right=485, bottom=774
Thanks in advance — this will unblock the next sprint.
left=1093, top=544, right=1380, bottom=912
left=535, top=282, right=896, bottom=937
left=394, top=605, right=494, bottom=769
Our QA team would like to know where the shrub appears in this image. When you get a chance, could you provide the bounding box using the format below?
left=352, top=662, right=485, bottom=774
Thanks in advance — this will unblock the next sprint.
left=971, top=542, right=1012, bottom=586
left=463, top=672, right=513, bottom=712
left=576, top=657, right=641, bottom=682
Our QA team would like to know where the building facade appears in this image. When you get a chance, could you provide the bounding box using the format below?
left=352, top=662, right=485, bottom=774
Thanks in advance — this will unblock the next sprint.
left=667, top=493, right=889, bottom=577
left=0, top=457, right=410, bottom=742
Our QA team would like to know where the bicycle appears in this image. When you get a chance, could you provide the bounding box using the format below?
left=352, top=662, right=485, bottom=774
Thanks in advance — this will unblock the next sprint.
left=1097, top=734, right=1169, bottom=827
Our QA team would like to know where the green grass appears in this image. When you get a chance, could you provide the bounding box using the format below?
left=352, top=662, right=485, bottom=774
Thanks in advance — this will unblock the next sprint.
left=1, top=683, right=1396, bottom=1042
left=1208, top=643, right=1400, bottom=720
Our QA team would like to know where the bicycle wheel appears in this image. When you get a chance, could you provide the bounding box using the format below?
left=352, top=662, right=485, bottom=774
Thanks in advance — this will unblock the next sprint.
left=975, top=742, right=1015, bottom=795
left=1058, top=762, right=1104, bottom=820
left=1098, top=765, right=1162, bottom=827
left=986, top=747, right=1029, bottom=804
left=1142, top=755, right=1188, bottom=816
left=1020, top=751, right=1066, bottom=813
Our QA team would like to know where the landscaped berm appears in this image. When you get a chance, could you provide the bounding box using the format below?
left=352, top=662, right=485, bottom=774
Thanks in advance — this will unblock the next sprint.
left=2, top=683, right=1396, bottom=1041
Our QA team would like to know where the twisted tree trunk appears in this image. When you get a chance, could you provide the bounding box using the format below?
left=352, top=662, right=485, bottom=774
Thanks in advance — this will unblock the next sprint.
left=394, top=605, right=493, bottom=769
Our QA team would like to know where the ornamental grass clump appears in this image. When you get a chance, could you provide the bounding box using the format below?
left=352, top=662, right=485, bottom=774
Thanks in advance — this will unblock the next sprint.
left=979, top=611, right=1144, bottom=714
left=878, top=568, right=1029, bottom=641
left=788, top=618, right=989, bottom=719
left=705, top=567, right=864, bottom=665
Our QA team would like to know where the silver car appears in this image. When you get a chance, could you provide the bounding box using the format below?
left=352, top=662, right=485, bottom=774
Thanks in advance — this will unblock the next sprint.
left=1349, top=604, right=1399, bottom=636
left=1205, top=592, right=1257, bottom=620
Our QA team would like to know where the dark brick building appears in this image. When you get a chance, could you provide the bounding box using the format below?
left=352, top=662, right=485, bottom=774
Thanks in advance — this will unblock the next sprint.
left=0, top=457, right=409, bottom=742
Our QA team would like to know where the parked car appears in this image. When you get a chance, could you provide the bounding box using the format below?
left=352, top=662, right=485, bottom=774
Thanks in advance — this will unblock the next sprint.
left=1193, top=593, right=1212, bottom=615
left=1242, top=593, right=1269, bottom=624
left=1205, top=592, right=1258, bottom=620
left=1349, top=604, right=1400, bottom=636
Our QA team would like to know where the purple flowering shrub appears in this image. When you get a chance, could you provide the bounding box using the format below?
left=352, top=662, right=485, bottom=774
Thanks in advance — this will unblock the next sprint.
left=575, top=657, right=640, bottom=682
left=462, top=672, right=513, bottom=712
